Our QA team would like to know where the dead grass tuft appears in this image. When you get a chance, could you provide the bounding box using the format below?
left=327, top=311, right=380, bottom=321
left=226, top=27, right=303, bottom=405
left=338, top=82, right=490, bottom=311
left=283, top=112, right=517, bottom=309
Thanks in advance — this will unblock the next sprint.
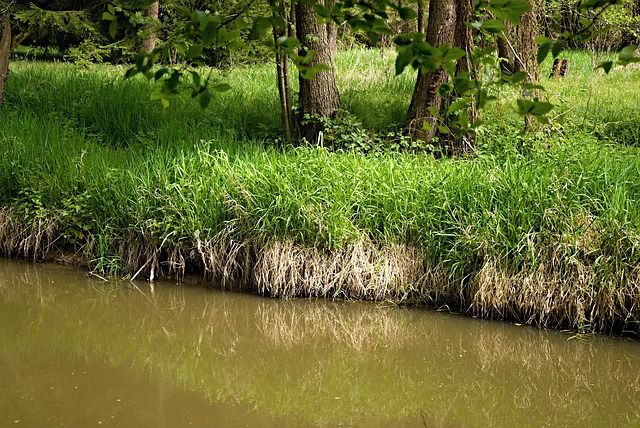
left=0, top=207, right=57, bottom=259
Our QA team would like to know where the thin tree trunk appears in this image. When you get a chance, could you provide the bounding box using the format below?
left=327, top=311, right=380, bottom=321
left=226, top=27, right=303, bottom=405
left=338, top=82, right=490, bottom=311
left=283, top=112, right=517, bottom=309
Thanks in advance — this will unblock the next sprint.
left=273, top=1, right=293, bottom=141
left=140, top=1, right=159, bottom=54
left=325, top=0, right=337, bottom=56
left=498, top=1, right=539, bottom=131
left=497, top=36, right=516, bottom=74
left=288, top=1, right=296, bottom=39
left=454, top=0, right=476, bottom=153
left=0, top=14, right=11, bottom=107
left=560, top=0, right=579, bottom=49
left=417, top=0, right=426, bottom=33
left=295, top=0, right=341, bottom=144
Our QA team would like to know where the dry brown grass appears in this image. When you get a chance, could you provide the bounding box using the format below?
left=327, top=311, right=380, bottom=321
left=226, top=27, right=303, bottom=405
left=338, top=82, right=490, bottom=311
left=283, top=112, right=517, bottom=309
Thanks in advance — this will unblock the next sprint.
left=2, top=208, right=640, bottom=333
left=0, top=207, right=57, bottom=259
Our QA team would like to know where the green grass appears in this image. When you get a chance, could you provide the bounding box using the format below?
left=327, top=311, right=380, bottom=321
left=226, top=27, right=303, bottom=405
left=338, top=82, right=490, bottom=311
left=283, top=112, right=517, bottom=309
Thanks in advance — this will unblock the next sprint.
left=1, top=50, right=640, bottom=332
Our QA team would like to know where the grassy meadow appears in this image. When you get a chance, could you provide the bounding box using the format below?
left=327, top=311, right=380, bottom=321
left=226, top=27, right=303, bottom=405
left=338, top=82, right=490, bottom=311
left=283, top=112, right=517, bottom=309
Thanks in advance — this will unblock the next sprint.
left=1, top=49, right=639, bottom=333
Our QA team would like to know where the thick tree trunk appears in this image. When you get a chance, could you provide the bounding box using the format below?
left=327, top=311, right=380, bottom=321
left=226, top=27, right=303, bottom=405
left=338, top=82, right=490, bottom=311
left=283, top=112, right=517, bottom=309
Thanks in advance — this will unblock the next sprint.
left=295, top=1, right=341, bottom=144
left=404, top=0, right=457, bottom=143
left=497, top=1, right=539, bottom=82
left=404, top=0, right=475, bottom=154
left=0, top=15, right=11, bottom=107
left=140, top=1, right=159, bottom=54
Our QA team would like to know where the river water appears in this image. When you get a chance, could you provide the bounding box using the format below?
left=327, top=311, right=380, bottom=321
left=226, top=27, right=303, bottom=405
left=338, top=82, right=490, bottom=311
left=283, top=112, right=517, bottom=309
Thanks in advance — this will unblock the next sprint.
left=1, top=259, right=639, bottom=427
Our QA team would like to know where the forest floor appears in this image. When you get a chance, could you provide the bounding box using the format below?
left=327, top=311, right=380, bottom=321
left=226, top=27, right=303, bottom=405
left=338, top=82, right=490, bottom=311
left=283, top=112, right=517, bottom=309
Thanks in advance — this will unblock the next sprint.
left=1, top=50, right=639, bottom=333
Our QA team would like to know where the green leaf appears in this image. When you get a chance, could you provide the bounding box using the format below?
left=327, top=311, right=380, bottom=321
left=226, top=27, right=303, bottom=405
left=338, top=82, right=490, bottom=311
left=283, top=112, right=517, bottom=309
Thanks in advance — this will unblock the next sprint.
left=125, top=67, right=139, bottom=79
left=619, top=45, right=640, bottom=65
left=482, top=19, right=505, bottom=33
left=510, top=71, right=527, bottom=84
left=300, top=63, right=330, bottom=80
left=155, top=68, right=170, bottom=80
left=551, top=42, right=564, bottom=59
left=454, top=75, right=475, bottom=94
left=189, top=71, right=200, bottom=87
left=278, top=36, right=300, bottom=49
left=314, top=4, right=331, bottom=18
left=438, top=83, right=453, bottom=97
left=150, top=89, right=170, bottom=108
left=212, top=83, right=231, bottom=92
left=203, top=23, right=218, bottom=45
left=398, top=7, right=417, bottom=20
left=536, top=38, right=551, bottom=64
left=596, top=60, right=614, bottom=73
left=250, top=17, right=271, bottom=40
left=502, top=0, right=531, bottom=23
left=395, top=46, right=413, bottom=75
left=108, top=19, right=117, bottom=39
left=186, top=44, right=203, bottom=59
left=199, top=90, right=211, bottom=108
left=517, top=99, right=553, bottom=116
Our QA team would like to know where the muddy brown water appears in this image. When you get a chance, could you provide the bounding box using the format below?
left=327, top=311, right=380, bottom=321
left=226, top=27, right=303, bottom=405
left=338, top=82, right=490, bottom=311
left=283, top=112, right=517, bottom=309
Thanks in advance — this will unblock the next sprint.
left=1, top=259, right=639, bottom=427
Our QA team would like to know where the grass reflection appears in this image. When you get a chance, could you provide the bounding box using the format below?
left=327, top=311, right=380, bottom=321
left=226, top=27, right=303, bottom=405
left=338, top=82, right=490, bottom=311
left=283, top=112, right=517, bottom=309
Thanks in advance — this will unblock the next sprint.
left=1, top=260, right=640, bottom=427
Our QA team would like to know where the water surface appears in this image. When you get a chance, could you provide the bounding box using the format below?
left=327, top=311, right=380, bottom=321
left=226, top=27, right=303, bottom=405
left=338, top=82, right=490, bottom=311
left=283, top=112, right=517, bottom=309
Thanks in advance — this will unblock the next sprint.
left=1, top=259, right=639, bottom=427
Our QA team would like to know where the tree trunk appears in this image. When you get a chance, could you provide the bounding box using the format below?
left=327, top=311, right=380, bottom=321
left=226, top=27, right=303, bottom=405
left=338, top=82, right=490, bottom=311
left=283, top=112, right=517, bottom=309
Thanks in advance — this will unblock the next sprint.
left=273, top=0, right=294, bottom=141
left=0, top=15, right=11, bottom=107
left=140, top=1, right=159, bottom=54
left=497, top=36, right=516, bottom=74
left=404, top=0, right=475, bottom=154
left=560, top=0, right=579, bottom=49
left=404, top=0, right=457, bottom=144
left=417, top=0, right=426, bottom=33
left=497, top=1, right=539, bottom=131
left=498, top=1, right=539, bottom=82
left=325, top=0, right=338, bottom=56
left=453, top=0, right=476, bottom=153
left=295, top=0, right=341, bottom=144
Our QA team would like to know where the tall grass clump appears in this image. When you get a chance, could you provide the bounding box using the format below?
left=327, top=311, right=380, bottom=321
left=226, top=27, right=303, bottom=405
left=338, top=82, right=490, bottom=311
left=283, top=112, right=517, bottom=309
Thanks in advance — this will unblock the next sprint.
left=1, top=50, right=640, bottom=333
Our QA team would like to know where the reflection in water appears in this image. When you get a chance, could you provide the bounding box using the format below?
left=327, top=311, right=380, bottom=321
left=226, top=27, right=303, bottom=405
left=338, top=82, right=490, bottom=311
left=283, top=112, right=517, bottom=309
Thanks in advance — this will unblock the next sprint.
left=1, top=259, right=640, bottom=427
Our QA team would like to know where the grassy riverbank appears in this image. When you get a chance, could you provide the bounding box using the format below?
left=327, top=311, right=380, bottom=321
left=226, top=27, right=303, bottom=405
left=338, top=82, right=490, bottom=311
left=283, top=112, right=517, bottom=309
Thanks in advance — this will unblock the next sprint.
left=1, top=50, right=640, bottom=333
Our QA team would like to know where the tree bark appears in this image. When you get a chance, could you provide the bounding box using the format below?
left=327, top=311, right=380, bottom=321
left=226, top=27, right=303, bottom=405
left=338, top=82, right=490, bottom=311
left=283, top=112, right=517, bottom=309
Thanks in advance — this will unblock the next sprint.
left=560, top=0, right=579, bottom=49
left=140, top=1, right=159, bottom=54
left=273, top=0, right=294, bottom=141
left=404, top=0, right=475, bottom=154
left=417, top=0, right=426, bottom=33
left=497, top=1, right=540, bottom=131
left=0, top=14, right=11, bottom=107
left=325, top=0, right=338, bottom=56
left=497, top=1, right=539, bottom=82
left=404, top=0, right=457, bottom=143
left=295, top=0, right=341, bottom=144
